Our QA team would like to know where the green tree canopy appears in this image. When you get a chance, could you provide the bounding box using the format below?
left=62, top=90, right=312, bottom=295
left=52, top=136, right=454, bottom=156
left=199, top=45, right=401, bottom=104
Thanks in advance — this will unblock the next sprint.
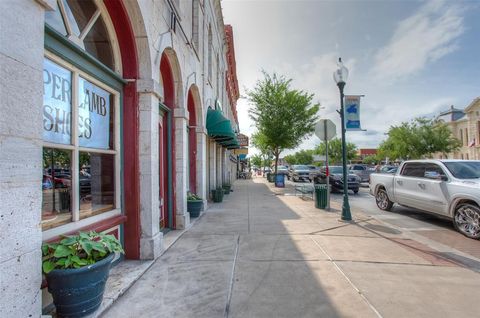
left=250, top=154, right=262, bottom=168
left=315, top=138, right=357, bottom=165
left=283, top=154, right=297, bottom=165
left=247, top=72, right=320, bottom=173
left=362, top=155, right=377, bottom=165
left=379, top=117, right=461, bottom=160
left=282, top=150, right=314, bottom=166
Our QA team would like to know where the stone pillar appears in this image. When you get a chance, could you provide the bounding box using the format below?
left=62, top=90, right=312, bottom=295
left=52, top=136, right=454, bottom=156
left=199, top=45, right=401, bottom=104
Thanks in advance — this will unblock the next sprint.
left=196, top=127, right=208, bottom=209
left=174, top=108, right=190, bottom=229
left=216, top=145, right=223, bottom=187
left=0, top=0, right=50, bottom=316
left=137, top=79, right=163, bottom=260
left=208, top=140, right=217, bottom=193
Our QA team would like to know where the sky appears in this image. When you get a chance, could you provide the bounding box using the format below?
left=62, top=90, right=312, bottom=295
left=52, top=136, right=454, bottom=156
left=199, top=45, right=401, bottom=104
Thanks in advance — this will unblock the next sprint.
left=221, top=0, right=480, bottom=156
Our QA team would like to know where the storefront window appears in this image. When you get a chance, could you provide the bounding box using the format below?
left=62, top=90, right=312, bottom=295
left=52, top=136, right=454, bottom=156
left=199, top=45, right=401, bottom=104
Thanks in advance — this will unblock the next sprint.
left=42, top=148, right=72, bottom=229
left=78, top=77, right=114, bottom=149
left=41, top=57, right=119, bottom=230
left=43, top=59, right=72, bottom=145
left=43, top=1, right=120, bottom=233
left=79, top=152, right=115, bottom=219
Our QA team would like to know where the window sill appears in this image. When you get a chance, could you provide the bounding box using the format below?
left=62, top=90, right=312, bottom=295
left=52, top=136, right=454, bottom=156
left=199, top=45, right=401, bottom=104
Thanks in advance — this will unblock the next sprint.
left=43, top=209, right=125, bottom=242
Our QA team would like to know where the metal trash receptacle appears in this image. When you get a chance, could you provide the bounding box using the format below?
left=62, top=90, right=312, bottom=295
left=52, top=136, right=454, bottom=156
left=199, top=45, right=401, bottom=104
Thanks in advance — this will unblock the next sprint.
left=275, top=173, right=285, bottom=188
left=314, top=184, right=328, bottom=209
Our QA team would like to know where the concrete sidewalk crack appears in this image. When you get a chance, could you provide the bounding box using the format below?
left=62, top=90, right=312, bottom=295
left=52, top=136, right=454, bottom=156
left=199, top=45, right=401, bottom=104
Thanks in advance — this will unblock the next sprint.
left=310, top=236, right=384, bottom=318
left=224, top=234, right=240, bottom=318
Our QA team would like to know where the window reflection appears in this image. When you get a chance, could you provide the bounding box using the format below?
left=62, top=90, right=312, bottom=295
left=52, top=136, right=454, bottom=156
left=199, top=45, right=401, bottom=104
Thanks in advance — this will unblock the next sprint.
left=84, top=17, right=114, bottom=69
left=79, top=152, right=115, bottom=218
left=42, top=148, right=72, bottom=229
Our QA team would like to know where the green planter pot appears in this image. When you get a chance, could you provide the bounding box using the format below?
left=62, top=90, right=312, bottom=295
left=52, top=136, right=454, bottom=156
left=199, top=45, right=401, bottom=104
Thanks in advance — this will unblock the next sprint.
left=187, top=200, right=203, bottom=218
left=46, top=253, right=114, bottom=318
left=211, top=189, right=224, bottom=202
left=223, top=185, right=231, bottom=195
left=267, top=173, right=276, bottom=182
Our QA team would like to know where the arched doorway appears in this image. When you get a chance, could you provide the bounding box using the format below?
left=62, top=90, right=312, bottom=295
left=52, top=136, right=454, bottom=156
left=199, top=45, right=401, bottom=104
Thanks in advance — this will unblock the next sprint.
left=159, top=53, right=176, bottom=230
left=187, top=89, right=197, bottom=193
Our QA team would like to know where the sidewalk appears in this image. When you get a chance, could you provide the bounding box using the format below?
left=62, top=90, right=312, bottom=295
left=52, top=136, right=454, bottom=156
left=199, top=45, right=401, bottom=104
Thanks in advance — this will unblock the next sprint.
left=101, top=178, right=480, bottom=318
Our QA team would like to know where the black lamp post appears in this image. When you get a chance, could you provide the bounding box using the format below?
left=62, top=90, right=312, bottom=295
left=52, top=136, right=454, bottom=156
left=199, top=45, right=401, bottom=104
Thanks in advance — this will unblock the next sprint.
left=333, top=58, right=352, bottom=221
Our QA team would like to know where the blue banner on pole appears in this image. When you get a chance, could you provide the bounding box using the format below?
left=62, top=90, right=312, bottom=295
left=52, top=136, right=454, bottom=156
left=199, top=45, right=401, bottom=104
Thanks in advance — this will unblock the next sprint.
left=344, top=95, right=363, bottom=131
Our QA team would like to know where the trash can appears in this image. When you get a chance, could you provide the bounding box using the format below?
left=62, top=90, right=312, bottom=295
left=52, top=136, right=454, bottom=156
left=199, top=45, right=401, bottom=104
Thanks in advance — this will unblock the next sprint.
left=267, top=173, right=275, bottom=183
left=314, top=184, right=327, bottom=209
left=275, top=174, right=285, bottom=188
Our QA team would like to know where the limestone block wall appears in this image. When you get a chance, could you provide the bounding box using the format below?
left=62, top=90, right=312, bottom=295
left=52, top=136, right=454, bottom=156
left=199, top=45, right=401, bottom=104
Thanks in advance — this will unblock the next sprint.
left=0, top=0, right=50, bottom=316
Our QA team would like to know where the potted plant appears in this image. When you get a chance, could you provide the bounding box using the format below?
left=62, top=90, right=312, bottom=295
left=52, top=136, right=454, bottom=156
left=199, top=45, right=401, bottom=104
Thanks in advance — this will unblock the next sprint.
left=222, top=183, right=231, bottom=195
left=211, top=187, right=224, bottom=203
left=187, top=192, right=204, bottom=218
left=42, top=231, right=124, bottom=318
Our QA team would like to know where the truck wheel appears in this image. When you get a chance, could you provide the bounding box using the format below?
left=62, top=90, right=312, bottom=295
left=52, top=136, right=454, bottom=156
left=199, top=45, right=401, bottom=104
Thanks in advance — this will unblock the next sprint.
left=376, top=188, right=393, bottom=211
left=453, top=203, right=480, bottom=240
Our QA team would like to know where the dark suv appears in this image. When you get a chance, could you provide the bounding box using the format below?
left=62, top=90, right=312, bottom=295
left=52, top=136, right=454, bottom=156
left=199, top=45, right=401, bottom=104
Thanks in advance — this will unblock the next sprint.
left=313, top=166, right=360, bottom=194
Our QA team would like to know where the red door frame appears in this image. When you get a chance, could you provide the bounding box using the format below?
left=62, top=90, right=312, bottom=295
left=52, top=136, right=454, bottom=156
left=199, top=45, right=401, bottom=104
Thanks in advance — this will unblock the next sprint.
left=104, top=1, right=140, bottom=259
left=187, top=90, right=197, bottom=193
left=160, top=54, right=176, bottom=229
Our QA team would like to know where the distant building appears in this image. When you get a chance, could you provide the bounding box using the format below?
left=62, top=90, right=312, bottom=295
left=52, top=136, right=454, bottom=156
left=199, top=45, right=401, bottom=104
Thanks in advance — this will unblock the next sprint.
left=357, top=148, right=378, bottom=159
left=434, top=98, right=480, bottom=160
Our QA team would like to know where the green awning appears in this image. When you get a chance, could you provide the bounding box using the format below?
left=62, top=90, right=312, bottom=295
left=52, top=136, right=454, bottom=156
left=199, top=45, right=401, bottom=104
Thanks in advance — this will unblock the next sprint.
left=206, top=108, right=236, bottom=142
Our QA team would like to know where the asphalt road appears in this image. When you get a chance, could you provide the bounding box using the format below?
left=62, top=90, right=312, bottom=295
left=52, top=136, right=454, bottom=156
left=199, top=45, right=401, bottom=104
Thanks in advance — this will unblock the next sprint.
left=283, top=179, right=480, bottom=262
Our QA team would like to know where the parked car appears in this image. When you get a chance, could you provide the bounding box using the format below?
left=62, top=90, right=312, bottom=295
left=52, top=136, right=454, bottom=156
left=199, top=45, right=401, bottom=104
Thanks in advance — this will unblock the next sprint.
left=349, top=164, right=375, bottom=182
left=313, top=166, right=360, bottom=193
left=275, top=165, right=289, bottom=176
left=289, top=165, right=311, bottom=182
left=370, top=160, right=480, bottom=239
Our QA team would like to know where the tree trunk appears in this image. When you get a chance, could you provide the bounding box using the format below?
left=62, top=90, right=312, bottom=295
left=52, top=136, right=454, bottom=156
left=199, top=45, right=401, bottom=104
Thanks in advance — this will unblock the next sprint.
left=274, top=148, right=280, bottom=174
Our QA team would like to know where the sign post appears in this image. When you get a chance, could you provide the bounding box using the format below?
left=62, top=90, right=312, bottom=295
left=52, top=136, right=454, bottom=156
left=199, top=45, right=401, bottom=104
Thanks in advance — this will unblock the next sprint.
left=315, top=119, right=336, bottom=210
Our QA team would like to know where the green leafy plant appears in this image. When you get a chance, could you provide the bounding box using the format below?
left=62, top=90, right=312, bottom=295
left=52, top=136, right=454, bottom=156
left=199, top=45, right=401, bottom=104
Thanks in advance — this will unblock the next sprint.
left=187, top=191, right=202, bottom=201
left=42, top=231, right=124, bottom=274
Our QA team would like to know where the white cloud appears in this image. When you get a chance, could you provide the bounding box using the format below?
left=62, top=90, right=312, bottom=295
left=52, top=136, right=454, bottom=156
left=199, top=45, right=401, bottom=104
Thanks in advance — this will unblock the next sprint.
left=371, top=0, right=465, bottom=82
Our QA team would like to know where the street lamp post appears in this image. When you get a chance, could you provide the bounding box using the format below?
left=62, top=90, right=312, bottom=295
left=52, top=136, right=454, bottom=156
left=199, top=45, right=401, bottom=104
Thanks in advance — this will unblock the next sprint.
left=333, top=58, right=352, bottom=221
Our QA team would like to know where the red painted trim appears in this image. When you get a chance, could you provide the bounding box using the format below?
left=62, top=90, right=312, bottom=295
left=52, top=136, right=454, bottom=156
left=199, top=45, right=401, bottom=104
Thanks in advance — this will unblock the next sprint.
left=160, top=54, right=177, bottom=229
left=104, top=0, right=140, bottom=259
left=45, top=215, right=127, bottom=243
left=187, top=90, right=197, bottom=193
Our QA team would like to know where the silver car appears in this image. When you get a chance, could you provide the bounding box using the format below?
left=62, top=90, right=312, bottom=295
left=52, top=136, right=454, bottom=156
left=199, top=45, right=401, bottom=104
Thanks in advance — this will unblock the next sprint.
left=370, top=160, right=480, bottom=239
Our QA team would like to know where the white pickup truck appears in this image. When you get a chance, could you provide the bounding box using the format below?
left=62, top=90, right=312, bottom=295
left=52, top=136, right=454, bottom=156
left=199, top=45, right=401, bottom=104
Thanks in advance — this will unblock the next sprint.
left=369, top=160, right=480, bottom=239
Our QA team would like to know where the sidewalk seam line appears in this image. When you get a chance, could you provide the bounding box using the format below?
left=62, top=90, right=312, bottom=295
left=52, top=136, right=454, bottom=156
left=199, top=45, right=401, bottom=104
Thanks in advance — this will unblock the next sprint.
left=224, top=234, right=240, bottom=318
left=310, top=237, right=384, bottom=318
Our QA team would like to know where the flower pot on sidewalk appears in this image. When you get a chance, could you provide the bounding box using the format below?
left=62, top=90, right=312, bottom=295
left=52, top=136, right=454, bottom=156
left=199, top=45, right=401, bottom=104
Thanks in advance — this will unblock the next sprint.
left=42, top=231, right=123, bottom=318
left=187, top=200, right=203, bottom=217
left=46, top=253, right=114, bottom=318
left=223, top=184, right=231, bottom=195
left=211, top=188, right=224, bottom=202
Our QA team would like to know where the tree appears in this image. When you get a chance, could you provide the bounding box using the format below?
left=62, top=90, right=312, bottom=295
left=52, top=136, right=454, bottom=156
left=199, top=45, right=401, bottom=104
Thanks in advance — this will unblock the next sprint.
left=250, top=154, right=262, bottom=168
left=247, top=72, right=320, bottom=174
left=315, top=138, right=357, bottom=165
left=251, top=132, right=273, bottom=174
left=362, top=155, right=377, bottom=165
left=379, top=117, right=461, bottom=160
left=283, top=154, right=297, bottom=165
left=294, top=149, right=314, bottom=164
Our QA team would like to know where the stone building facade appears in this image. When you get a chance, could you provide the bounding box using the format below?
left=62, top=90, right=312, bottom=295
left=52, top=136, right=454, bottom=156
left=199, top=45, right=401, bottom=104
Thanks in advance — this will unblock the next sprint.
left=435, top=98, right=480, bottom=160
left=0, top=0, right=240, bottom=316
